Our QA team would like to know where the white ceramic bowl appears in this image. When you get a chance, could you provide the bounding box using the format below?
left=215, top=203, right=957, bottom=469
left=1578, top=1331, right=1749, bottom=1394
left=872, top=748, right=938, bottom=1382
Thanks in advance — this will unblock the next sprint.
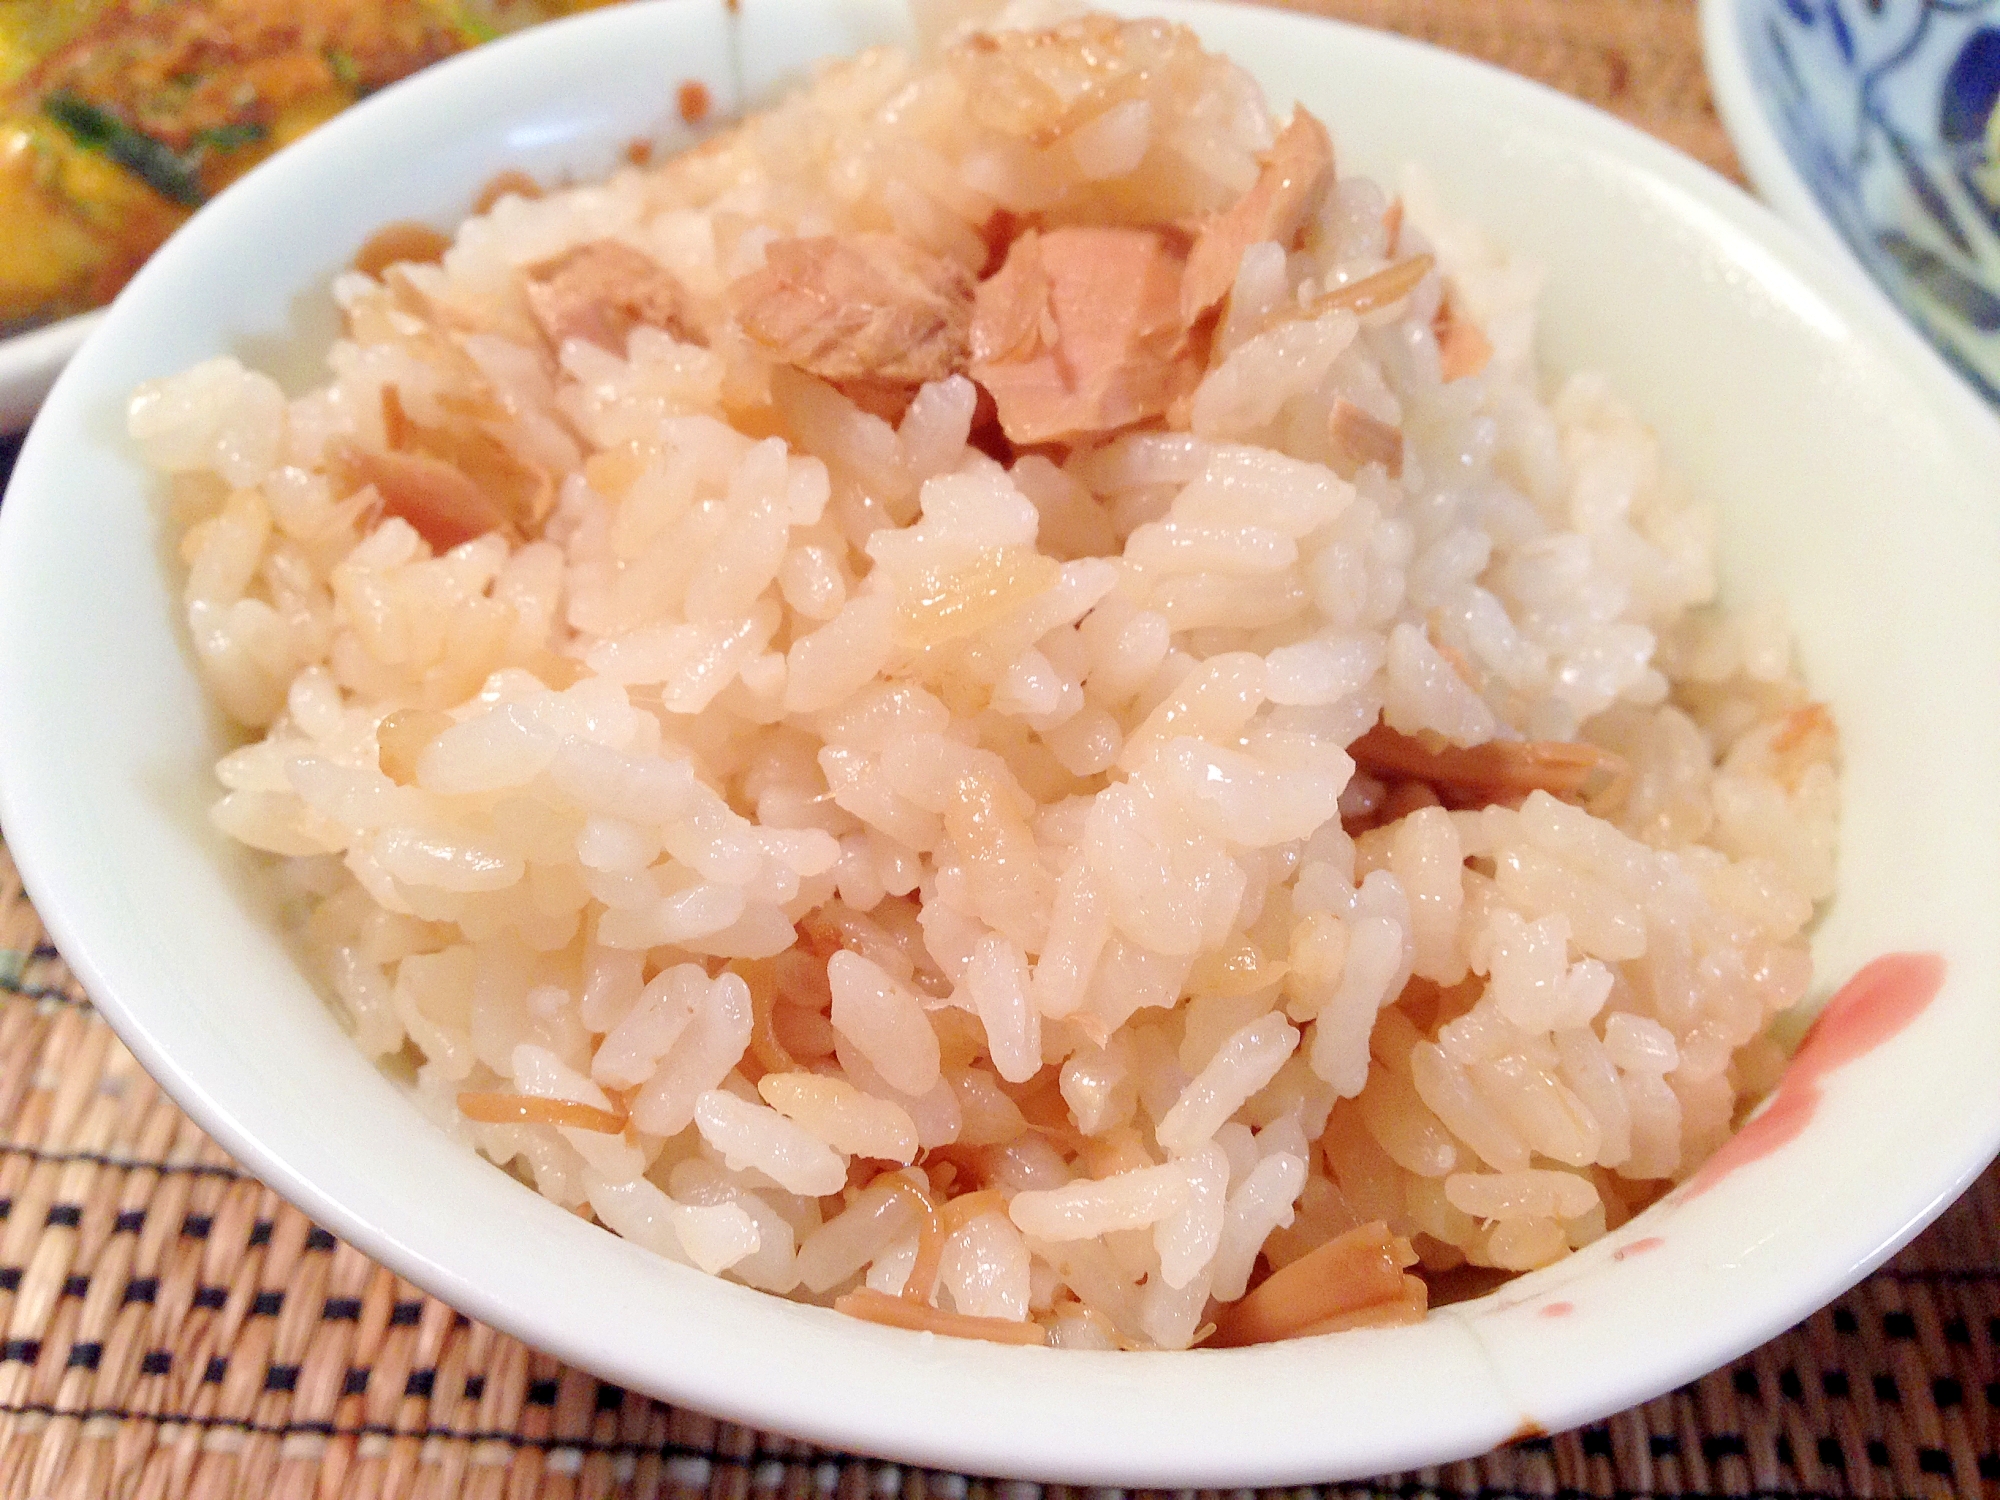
left=4, top=0, right=2000, bottom=1484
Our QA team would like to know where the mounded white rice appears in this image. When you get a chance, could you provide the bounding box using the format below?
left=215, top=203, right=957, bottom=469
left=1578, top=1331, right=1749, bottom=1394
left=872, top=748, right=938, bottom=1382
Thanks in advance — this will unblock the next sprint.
left=140, top=2, right=1838, bottom=1349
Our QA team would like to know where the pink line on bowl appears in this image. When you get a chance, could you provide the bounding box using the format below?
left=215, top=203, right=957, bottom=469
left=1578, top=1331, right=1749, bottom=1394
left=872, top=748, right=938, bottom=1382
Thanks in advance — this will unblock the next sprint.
left=1688, top=952, right=1945, bottom=1197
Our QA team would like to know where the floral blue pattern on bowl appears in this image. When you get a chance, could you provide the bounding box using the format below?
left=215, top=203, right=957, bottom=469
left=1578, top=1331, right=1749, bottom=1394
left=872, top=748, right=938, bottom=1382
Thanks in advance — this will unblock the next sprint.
left=1739, top=0, right=2000, bottom=400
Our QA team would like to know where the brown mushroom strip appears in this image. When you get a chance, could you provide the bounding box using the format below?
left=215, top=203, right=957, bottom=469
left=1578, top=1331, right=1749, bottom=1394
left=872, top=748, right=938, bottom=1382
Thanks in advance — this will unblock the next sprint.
left=1283, top=1272, right=1431, bottom=1339
left=456, top=1092, right=628, bottom=1135
left=1296, top=253, right=1434, bottom=322
left=1181, top=107, right=1334, bottom=322
left=524, top=239, right=699, bottom=352
left=352, top=221, right=452, bottom=279
left=876, top=1175, right=948, bottom=1305
left=1328, top=398, right=1403, bottom=479
left=732, top=233, right=973, bottom=385
left=1348, top=723, right=1631, bottom=808
left=1202, top=1220, right=1426, bottom=1348
left=473, top=169, right=543, bottom=216
left=834, top=1288, right=1050, bottom=1345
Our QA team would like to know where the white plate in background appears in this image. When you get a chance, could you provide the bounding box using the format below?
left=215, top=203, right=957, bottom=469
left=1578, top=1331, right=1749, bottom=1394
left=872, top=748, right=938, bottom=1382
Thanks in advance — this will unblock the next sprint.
left=0, top=312, right=99, bottom=434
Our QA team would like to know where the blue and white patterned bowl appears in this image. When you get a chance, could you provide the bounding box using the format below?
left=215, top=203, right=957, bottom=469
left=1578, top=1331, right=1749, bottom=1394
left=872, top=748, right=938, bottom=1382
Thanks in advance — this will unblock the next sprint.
left=1704, top=0, right=2000, bottom=402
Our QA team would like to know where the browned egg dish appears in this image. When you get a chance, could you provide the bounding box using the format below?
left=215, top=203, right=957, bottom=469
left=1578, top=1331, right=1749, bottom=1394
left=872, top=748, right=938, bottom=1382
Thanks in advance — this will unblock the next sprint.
left=0, top=0, right=624, bottom=334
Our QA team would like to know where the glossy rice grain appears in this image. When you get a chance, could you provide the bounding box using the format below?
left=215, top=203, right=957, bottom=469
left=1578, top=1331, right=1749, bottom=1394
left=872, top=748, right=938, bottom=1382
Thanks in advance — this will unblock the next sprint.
left=138, top=3, right=1838, bottom=1350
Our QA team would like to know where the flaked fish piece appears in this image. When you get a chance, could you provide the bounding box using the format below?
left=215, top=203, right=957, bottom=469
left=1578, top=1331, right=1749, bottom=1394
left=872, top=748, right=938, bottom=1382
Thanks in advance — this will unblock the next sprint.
left=332, top=386, right=552, bottom=553
left=970, top=226, right=1054, bottom=365
left=1328, top=398, right=1403, bottom=479
left=387, top=386, right=553, bottom=528
left=1349, top=722, right=1631, bottom=809
left=732, top=233, right=973, bottom=385
left=1181, top=107, right=1334, bottom=322
left=334, top=445, right=514, bottom=553
left=970, top=225, right=1201, bottom=444
left=523, top=239, right=699, bottom=353
left=1434, top=291, right=1494, bottom=381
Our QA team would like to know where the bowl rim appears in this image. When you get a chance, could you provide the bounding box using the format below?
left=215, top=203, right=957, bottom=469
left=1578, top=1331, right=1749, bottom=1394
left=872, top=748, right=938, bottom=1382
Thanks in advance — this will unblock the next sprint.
left=1698, top=0, right=1856, bottom=264
left=1696, top=0, right=2000, bottom=366
left=6, top=0, right=2000, bottom=1484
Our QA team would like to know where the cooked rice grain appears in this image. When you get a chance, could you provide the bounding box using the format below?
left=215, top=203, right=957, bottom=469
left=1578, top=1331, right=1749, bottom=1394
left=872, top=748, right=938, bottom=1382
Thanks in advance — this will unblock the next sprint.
left=142, top=4, right=1837, bottom=1349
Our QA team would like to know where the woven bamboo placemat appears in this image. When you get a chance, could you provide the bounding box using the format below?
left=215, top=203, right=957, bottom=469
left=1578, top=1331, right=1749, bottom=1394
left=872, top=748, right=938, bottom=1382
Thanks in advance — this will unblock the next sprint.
left=1, top=2, right=1995, bottom=1496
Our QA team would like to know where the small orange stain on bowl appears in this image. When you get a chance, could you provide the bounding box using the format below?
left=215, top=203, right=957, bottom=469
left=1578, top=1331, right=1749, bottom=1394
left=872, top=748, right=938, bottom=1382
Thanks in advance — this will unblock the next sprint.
left=1538, top=1301, right=1573, bottom=1319
left=1613, top=1235, right=1665, bottom=1262
left=1510, top=1418, right=1548, bottom=1443
left=624, top=138, right=654, bottom=167
left=678, top=80, right=712, bottom=125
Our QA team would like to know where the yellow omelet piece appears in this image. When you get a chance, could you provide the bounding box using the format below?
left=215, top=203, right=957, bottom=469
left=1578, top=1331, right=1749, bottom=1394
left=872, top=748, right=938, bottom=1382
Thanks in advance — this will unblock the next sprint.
left=2, top=0, right=619, bottom=332
left=0, top=113, right=186, bottom=330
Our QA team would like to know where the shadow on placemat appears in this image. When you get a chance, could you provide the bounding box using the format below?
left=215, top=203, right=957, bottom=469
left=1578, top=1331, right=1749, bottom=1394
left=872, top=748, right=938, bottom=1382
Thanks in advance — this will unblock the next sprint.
left=0, top=843, right=1992, bottom=1500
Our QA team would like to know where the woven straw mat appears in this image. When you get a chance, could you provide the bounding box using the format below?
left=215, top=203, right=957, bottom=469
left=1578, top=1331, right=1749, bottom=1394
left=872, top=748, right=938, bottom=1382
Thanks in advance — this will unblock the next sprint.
left=1, top=1, right=1995, bottom=1496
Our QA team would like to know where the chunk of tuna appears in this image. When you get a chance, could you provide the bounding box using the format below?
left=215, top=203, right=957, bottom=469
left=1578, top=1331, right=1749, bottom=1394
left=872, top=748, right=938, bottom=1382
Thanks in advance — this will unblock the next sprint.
left=1181, top=108, right=1334, bottom=322
left=1328, top=398, right=1403, bottom=479
left=1434, top=293, right=1494, bottom=381
left=969, top=225, right=1200, bottom=445
left=732, top=233, right=974, bottom=385
left=523, top=240, right=698, bottom=352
